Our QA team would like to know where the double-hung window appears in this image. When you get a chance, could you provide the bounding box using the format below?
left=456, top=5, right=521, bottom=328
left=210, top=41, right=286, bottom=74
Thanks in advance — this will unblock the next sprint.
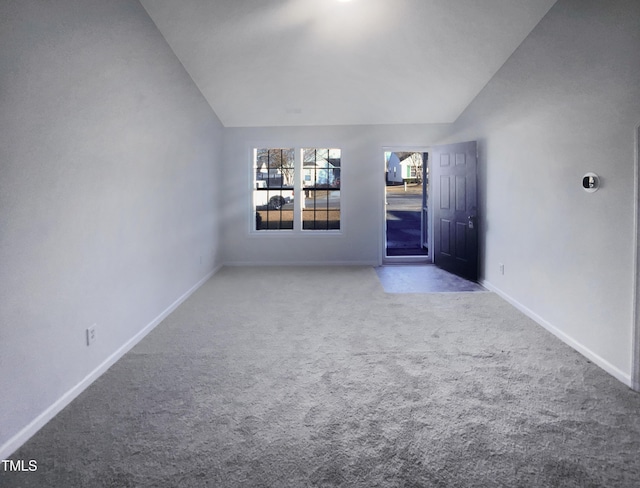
left=302, top=148, right=341, bottom=230
left=253, top=147, right=341, bottom=232
left=253, top=148, right=295, bottom=230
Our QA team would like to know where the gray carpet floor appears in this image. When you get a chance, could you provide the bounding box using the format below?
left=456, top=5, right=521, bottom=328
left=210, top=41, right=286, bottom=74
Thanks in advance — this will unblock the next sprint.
left=3, top=266, right=640, bottom=487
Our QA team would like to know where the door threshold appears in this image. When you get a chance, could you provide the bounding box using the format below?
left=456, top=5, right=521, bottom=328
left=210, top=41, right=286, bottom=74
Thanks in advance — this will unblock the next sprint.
left=383, top=255, right=431, bottom=265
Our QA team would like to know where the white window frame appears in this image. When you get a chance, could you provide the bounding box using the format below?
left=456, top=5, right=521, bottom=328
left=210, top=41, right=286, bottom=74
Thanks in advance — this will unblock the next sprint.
left=249, top=147, right=343, bottom=236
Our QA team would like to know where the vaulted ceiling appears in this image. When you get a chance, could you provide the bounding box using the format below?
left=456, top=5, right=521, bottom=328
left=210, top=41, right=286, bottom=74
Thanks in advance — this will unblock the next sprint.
left=139, top=0, right=557, bottom=127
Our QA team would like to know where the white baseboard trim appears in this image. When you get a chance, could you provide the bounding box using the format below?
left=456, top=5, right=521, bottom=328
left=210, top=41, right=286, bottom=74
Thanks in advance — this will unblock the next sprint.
left=224, top=260, right=378, bottom=267
left=0, top=265, right=221, bottom=460
left=481, top=279, right=632, bottom=388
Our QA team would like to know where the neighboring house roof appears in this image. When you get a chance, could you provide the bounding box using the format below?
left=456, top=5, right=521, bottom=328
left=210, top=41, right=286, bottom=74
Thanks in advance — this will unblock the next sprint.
left=399, top=155, right=422, bottom=167
left=303, top=158, right=336, bottom=169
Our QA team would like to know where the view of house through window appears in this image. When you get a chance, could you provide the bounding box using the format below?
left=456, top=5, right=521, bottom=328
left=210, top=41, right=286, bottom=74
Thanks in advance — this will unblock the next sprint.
left=303, top=148, right=341, bottom=230
left=253, top=147, right=341, bottom=232
left=254, top=148, right=295, bottom=230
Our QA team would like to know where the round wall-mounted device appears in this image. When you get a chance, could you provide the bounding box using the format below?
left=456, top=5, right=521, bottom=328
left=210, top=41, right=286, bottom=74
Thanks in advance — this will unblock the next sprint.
left=582, top=172, right=600, bottom=193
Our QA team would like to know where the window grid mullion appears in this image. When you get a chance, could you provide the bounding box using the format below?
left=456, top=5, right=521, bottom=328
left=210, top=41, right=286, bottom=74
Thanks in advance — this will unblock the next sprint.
left=254, top=147, right=339, bottom=233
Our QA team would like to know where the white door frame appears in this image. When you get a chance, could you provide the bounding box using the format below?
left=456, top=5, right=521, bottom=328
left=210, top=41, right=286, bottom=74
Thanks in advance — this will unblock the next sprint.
left=633, top=123, right=640, bottom=391
left=380, top=146, right=432, bottom=266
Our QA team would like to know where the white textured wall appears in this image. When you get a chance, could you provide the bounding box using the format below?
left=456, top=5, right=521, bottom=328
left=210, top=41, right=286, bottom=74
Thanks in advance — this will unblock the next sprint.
left=221, top=124, right=451, bottom=265
left=0, top=0, right=223, bottom=456
left=442, top=0, right=640, bottom=382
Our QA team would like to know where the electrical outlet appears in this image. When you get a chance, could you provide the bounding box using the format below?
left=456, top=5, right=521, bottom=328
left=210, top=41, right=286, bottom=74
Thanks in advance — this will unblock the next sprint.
left=499, top=263, right=505, bottom=275
left=86, top=325, right=96, bottom=346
